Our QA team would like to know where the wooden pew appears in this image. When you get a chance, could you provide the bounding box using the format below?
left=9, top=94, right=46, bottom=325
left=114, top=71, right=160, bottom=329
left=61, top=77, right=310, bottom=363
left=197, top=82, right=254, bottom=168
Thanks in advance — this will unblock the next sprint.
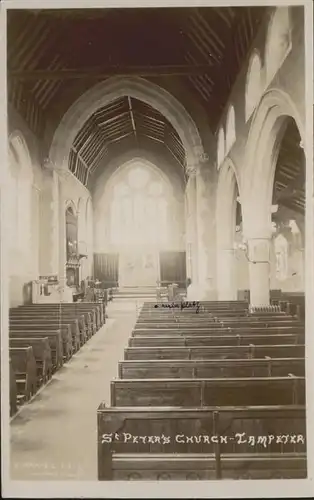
left=10, top=309, right=91, bottom=343
left=97, top=405, right=306, bottom=480
left=9, top=330, right=63, bottom=370
left=129, top=333, right=304, bottom=347
left=9, top=337, right=53, bottom=385
left=10, top=358, right=18, bottom=416
left=110, top=376, right=305, bottom=407
left=118, top=358, right=305, bottom=379
left=124, top=344, right=305, bottom=361
left=11, top=303, right=98, bottom=333
left=17, top=302, right=104, bottom=329
left=10, top=346, right=37, bottom=402
left=131, top=326, right=304, bottom=337
left=9, top=321, right=74, bottom=358
left=274, top=294, right=305, bottom=320
left=109, top=452, right=306, bottom=480
left=134, top=319, right=304, bottom=330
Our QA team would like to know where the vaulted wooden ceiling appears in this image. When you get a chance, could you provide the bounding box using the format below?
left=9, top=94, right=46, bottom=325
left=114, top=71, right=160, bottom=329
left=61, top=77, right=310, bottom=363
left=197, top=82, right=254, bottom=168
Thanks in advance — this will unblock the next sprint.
left=69, top=97, right=186, bottom=186
left=7, top=7, right=267, bottom=186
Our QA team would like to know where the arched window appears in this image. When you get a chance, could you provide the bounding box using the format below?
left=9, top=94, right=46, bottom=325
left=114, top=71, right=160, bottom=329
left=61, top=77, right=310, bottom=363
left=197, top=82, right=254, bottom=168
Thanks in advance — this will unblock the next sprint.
left=110, top=167, right=168, bottom=247
left=265, top=7, right=292, bottom=84
left=217, top=127, right=225, bottom=168
left=225, top=106, right=236, bottom=153
left=274, top=233, right=289, bottom=281
left=245, top=52, right=263, bottom=121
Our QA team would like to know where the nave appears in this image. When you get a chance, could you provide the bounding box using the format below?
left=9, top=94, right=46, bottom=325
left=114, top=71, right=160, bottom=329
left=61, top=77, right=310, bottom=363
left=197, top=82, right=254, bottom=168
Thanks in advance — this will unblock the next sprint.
left=9, top=295, right=306, bottom=481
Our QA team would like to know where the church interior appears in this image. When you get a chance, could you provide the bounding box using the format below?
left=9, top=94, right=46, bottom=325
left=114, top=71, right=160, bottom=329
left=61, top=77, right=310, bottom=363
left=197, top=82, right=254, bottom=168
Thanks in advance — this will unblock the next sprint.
left=4, top=5, right=308, bottom=482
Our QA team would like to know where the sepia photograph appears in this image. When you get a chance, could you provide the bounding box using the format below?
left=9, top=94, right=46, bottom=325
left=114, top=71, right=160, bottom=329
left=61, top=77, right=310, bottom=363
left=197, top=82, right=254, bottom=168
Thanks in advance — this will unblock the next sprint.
left=1, top=0, right=313, bottom=497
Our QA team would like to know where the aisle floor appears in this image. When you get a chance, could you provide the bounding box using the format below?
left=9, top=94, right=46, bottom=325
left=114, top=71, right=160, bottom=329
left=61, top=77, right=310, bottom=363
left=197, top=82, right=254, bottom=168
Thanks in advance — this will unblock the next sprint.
left=10, top=301, right=139, bottom=481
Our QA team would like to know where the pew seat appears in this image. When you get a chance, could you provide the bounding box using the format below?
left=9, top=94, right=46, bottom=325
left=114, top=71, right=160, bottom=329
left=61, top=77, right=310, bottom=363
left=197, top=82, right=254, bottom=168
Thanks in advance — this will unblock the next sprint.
left=132, top=325, right=304, bottom=336
left=106, top=452, right=306, bottom=480
left=9, top=321, right=74, bottom=358
left=10, top=346, right=37, bottom=402
left=17, top=302, right=104, bottom=329
left=10, top=311, right=94, bottom=341
left=118, top=358, right=305, bottom=379
left=111, top=376, right=305, bottom=407
left=129, top=333, right=303, bottom=347
left=97, top=405, right=306, bottom=480
left=9, top=330, right=63, bottom=370
left=9, top=337, right=53, bottom=385
left=124, top=344, right=305, bottom=361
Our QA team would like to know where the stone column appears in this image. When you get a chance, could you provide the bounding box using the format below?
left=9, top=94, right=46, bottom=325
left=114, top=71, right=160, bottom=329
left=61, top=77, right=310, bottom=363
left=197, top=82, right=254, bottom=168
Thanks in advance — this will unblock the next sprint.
left=195, top=163, right=216, bottom=299
left=217, top=248, right=237, bottom=300
left=57, top=174, right=67, bottom=300
left=247, top=237, right=271, bottom=306
left=185, top=171, right=199, bottom=288
left=39, top=171, right=59, bottom=276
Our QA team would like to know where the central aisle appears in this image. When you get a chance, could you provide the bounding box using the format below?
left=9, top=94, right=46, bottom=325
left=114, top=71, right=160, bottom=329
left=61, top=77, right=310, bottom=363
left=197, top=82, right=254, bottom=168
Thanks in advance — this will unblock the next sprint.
left=10, top=301, right=139, bottom=481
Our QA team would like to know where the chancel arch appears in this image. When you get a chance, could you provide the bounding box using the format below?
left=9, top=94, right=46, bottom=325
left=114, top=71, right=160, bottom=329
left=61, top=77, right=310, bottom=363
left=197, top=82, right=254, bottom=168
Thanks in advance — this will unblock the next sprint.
left=49, top=76, right=205, bottom=175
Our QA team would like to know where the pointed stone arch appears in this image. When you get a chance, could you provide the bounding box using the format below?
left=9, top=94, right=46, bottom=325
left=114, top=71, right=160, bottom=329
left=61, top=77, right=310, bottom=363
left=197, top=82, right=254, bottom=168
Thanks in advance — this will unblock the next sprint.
left=242, top=88, right=304, bottom=239
left=49, top=76, right=205, bottom=173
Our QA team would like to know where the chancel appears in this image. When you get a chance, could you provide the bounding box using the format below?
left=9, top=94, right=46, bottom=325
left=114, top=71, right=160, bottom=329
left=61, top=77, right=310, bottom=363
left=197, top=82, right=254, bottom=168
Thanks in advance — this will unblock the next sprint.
left=3, top=3, right=309, bottom=488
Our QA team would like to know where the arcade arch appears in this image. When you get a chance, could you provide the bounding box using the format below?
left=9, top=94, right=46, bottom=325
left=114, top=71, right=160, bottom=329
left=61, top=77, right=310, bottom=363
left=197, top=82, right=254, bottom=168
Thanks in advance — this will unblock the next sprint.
left=242, top=89, right=304, bottom=305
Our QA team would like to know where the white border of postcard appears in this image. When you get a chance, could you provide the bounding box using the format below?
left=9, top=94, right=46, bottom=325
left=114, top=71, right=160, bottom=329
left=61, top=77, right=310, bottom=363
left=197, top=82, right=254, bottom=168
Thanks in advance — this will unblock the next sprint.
left=1, top=0, right=313, bottom=497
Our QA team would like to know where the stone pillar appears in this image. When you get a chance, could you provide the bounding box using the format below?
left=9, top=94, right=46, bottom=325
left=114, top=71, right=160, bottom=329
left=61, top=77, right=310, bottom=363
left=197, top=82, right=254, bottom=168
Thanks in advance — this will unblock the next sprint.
left=247, top=237, right=271, bottom=306
left=39, top=171, right=59, bottom=276
left=217, top=248, right=237, bottom=300
left=57, top=175, right=67, bottom=300
left=185, top=172, right=199, bottom=287
left=195, top=164, right=216, bottom=299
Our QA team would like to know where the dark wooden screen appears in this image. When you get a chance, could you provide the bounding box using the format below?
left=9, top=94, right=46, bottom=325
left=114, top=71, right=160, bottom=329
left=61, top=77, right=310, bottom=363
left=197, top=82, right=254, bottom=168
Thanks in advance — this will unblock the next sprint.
left=94, top=253, right=119, bottom=288
left=159, top=251, right=186, bottom=288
